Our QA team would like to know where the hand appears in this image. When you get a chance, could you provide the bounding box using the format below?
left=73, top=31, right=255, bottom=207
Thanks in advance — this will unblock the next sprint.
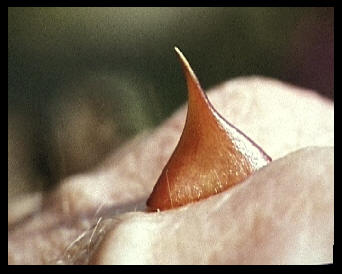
left=8, top=76, right=334, bottom=264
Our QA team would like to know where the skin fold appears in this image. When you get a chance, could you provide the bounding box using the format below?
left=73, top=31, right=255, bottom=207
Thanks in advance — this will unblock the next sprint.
left=8, top=76, right=334, bottom=265
left=92, top=147, right=333, bottom=265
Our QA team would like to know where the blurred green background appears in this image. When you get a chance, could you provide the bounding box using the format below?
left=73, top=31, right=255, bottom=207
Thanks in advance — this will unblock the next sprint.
left=8, top=7, right=334, bottom=200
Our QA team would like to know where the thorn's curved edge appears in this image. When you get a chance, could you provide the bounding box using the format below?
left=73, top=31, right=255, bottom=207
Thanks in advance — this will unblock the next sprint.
left=174, top=46, right=201, bottom=87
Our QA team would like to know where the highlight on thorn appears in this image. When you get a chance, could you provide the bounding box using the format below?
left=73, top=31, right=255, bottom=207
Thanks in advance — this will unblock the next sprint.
left=146, top=47, right=272, bottom=212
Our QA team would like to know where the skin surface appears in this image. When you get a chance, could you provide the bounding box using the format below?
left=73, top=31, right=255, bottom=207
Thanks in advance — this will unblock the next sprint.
left=93, top=147, right=333, bottom=265
left=8, top=76, right=334, bottom=264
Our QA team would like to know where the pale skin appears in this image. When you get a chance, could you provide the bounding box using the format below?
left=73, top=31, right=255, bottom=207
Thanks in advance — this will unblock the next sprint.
left=8, top=76, right=334, bottom=264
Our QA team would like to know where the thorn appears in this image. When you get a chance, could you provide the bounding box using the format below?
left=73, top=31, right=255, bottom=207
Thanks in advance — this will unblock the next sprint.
left=147, top=48, right=271, bottom=212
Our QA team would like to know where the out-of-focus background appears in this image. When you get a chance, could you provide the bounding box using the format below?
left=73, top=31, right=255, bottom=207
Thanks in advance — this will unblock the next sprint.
left=8, top=7, right=334, bottom=201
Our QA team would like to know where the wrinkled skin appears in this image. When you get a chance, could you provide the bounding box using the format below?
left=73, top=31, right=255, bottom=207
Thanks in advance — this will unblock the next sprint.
left=8, top=77, right=334, bottom=265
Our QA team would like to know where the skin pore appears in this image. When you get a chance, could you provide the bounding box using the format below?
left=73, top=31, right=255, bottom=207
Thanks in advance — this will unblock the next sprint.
left=8, top=76, right=333, bottom=265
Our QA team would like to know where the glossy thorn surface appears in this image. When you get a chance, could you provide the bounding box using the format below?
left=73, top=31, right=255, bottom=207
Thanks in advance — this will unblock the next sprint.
left=147, top=47, right=271, bottom=211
